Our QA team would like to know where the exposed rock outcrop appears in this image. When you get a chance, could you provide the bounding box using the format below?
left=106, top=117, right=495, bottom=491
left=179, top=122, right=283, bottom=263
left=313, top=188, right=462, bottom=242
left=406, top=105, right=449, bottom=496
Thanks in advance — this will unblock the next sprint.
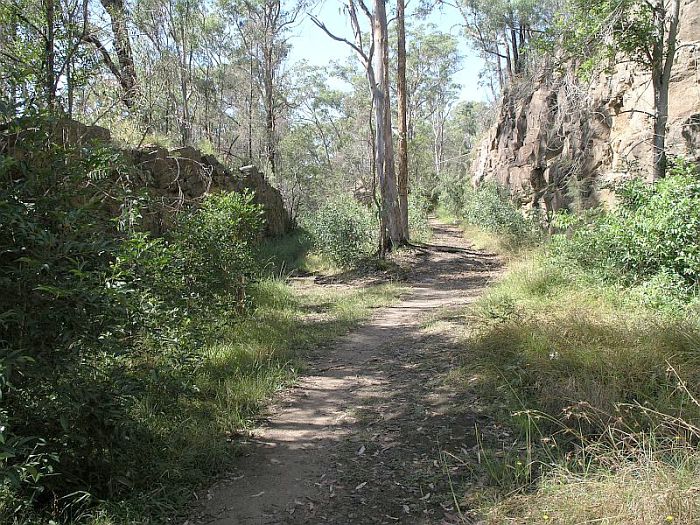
left=9, top=118, right=292, bottom=236
left=123, top=145, right=291, bottom=236
left=474, top=0, right=700, bottom=212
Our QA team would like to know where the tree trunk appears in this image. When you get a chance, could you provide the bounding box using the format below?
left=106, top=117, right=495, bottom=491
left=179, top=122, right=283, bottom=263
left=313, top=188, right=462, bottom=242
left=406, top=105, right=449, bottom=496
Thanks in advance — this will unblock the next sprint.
left=177, top=16, right=191, bottom=145
left=432, top=110, right=445, bottom=179
left=510, top=27, right=519, bottom=74
left=44, top=0, right=56, bottom=107
left=263, top=43, right=276, bottom=176
left=503, top=32, right=513, bottom=81
left=178, top=58, right=191, bottom=144
left=248, top=55, right=254, bottom=161
left=100, top=0, right=138, bottom=109
left=369, top=101, right=385, bottom=258
left=652, top=0, right=680, bottom=181
left=396, top=0, right=409, bottom=243
left=67, top=61, right=74, bottom=117
left=373, top=0, right=401, bottom=248
left=495, top=44, right=504, bottom=90
left=312, top=0, right=401, bottom=252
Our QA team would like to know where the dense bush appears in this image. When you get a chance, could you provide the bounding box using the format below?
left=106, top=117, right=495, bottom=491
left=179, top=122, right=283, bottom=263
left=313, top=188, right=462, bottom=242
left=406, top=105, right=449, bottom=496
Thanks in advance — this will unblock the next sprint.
left=303, top=196, right=377, bottom=266
left=0, top=116, right=264, bottom=517
left=444, top=166, right=700, bottom=523
left=1, top=120, right=127, bottom=506
left=436, top=171, right=468, bottom=218
left=555, top=161, right=700, bottom=291
left=114, top=191, right=264, bottom=343
left=461, top=182, right=534, bottom=238
left=408, top=194, right=432, bottom=243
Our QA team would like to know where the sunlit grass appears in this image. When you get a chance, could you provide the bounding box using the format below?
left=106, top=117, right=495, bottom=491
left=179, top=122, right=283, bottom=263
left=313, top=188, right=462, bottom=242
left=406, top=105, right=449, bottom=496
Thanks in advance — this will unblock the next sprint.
left=435, top=207, right=535, bottom=258
left=442, top=225, right=700, bottom=524
left=62, top=236, right=404, bottom=525
left=486, top=453, right=700, bottom=524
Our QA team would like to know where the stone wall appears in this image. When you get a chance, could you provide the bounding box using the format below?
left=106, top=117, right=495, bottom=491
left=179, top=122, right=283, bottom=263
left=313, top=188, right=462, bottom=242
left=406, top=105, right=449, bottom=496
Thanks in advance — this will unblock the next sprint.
left=474, top=0, right=700, bottom=212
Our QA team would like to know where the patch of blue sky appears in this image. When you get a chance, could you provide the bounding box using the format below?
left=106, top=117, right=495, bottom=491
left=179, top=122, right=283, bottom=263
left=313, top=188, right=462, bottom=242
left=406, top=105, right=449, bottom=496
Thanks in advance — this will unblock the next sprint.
left=288, top=0, right=489, bottom=102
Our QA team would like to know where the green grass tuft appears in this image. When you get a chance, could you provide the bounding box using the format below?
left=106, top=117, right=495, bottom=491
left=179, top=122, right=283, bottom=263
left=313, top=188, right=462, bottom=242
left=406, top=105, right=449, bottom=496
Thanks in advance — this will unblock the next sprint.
left=2, top=231, right=403, bottom=525
left=445, top=226, right=700, bottom=524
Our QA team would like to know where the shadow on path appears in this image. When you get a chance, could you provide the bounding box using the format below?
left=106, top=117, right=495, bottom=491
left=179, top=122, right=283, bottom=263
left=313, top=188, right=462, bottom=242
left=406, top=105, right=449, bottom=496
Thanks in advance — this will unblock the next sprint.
left=190, top=220, right=502, bottom=525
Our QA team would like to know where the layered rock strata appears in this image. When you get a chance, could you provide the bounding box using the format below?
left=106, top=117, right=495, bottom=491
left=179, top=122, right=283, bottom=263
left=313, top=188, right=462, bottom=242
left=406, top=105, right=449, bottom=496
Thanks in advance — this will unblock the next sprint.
left=474, top=0, right=700, bottom=211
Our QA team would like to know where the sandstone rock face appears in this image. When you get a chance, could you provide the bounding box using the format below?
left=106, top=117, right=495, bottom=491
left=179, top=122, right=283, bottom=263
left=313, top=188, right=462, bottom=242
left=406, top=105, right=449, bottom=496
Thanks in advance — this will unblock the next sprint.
left=124, top=146, right=291, bottom=236
left=47, top=119, right=292, bottom=236
left=474, top=0, right=700, bottom=212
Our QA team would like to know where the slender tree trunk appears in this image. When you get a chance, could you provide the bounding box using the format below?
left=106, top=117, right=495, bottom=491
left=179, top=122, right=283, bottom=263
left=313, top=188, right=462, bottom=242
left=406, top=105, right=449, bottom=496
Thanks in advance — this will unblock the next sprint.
left=368, top=99, right=384, bottom=258
left=373, top=0, right=401, bottom=248
left=204, top=64, right=211, bottom=142
left=44, top=0, right=56, bottom=108
left=312, top=109, right=333, bottom=171
left=432, top=113, right=443, bottom=178
left=248, top=54, right=254, bottom=161
left=312, top=0, right=400, bottom=252
left=503, top=32, right=513, bottom=81
left=509, top=25, right=519, bottom=74
left=652, top=68, right=667, bottom=181
left=67, top=61, right=74, bottom=117
left=495, top=44, right=504, bottom=90
left=369, top=102, right=376, bottom=190
left=396, top=0, right=409, bottom=242
left=651, top=0, right=680, bottom=181
left=99, top=0, right=138, bottom=109
left=218, top=66, right=226, bottom=150
left=178, top=23, right=191, bottom=145
left=263, top=43, right=276, bottom=176
left=179, top=67, right=191, bottom=145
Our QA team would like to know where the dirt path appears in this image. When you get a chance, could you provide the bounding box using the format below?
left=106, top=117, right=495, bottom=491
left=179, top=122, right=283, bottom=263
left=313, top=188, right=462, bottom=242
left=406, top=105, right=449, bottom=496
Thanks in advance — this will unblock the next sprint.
left=190, top=221, right=501, bottom=525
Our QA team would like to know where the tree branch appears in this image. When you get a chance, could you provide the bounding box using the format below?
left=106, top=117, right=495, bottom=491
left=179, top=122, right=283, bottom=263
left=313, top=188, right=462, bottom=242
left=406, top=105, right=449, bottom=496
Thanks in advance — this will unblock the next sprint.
left=616, top=109, right=656, bottom=119
left=82, top=33, right=123, bottom=83
left=309, top=13, right=368, bottom=63
left=356, top=0, right=372, bottom=20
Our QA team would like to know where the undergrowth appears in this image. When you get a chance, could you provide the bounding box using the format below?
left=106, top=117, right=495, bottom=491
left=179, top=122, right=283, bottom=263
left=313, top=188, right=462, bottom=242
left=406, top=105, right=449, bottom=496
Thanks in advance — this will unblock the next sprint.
left=3, top=250, right=402, bottom=525
left=301, top=196, right=377, bottom=267
left=80, top=276, right=401, bottom=525
left=442, top=167, right=700, bottom=524
left=450, top=248, right=700, bottom=523
left=437, top=181, right=540, bottom=255
left=0, top=116, right=403, bottom=524
left=302, top=194, right=433, bottom=267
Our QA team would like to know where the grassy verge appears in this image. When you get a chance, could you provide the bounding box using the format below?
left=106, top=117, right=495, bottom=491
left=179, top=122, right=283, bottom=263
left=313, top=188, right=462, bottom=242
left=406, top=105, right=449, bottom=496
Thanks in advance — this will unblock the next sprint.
left=443, top=226, right=700, bottom=524
left=6, top=233, right=403, bottom=525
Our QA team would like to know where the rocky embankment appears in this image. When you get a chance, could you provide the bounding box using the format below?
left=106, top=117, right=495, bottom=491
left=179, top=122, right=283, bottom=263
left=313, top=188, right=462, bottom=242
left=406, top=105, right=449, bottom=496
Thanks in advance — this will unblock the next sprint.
left=474, top=0, right=700, bottom=211
left=34, top=119, right=292, bottom=236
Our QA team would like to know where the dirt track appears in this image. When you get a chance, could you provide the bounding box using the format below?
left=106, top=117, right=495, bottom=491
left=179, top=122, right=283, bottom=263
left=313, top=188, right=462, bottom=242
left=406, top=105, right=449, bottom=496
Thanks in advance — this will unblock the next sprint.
left=190, top=221, right=501, bottom=525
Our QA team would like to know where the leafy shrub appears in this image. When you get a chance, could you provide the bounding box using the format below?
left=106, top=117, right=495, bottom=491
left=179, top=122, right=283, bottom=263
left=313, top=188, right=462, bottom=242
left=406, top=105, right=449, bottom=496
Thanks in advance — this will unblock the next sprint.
left=556, top=161, right=700, bottom=292
left=436, top=171, right=468, bottom=218
left=176, top=191, right=263, bottom=288
left=408, top=194, right=431, bottom=243
left=462, top=182, right=535, bottom=240
left=303, top=196, right=377, bottom=266
left=0, top=115, right=264, bottom=518
left=112, top=191, right=264, bottom=348
left=1, top=118, right=128, bottom=508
